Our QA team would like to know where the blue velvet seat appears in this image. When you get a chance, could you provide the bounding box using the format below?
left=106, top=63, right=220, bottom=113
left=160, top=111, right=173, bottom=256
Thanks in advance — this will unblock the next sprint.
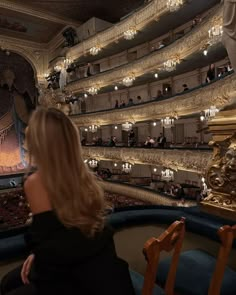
left=156, top=249, right=236, bottom=295
left=130, top=269, right=165, bottom=295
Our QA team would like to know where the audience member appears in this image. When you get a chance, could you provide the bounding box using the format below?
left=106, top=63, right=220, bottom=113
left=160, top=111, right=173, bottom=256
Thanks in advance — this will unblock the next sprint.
left=156, top=90, right=164, bottom=99
left=0, top=108, right=134, bottom=295
left=158, top=41, right=165, bottom=49
left=128, top=130, right=135, bottom=147
left=86, top=63, right=92, bottom=77
left=120, top=100, right=126, bottom=108
left=127, top=98, right=134, bottom=106
left=144, top=136, right=152, bottom=147
left=137, top=96, right=142, bottom=103
left=157, top=133, right=166, bottom=148
left=182, top=84, right=189, bottom=91
left=108, top=136, right=116, bottom=147
left=206, top=64, right=215, bottom=83
left=115, top=100, right=119, bottom=108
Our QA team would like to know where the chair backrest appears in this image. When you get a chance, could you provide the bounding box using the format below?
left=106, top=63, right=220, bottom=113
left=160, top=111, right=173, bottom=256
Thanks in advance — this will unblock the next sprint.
left=208, top=225, right=235, bottom=295
left=142, top=217, right=185, bottom=295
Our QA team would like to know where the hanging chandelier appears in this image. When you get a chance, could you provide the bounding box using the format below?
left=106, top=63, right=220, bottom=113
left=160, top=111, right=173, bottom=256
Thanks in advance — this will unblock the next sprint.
left=122, top=76, right=135, bottom=87
left=200, top=106, right=219, bottom=122
left=122, top=122, right=133, bottom=132
left=161, top=168, right=174, bottom=182
left=122, top=163, right=132, bottom=173
left=88, top=125, right=98, bottom=133
left=63, top=57, right=72, bottom=68
left=88, top=159, right=98, bottom=168
left=89, top=45, right=101, bottom=56
left=161, top=117, right=175, bottom=129
left=124, top=27, right=137, bottom=40
left=208, top=24, right=223, bottom=46
left=88, top=87, right=99, bottom=95
left=167, top=0, right=184, bottom=12
left=163, top=58, right=179, bottom=72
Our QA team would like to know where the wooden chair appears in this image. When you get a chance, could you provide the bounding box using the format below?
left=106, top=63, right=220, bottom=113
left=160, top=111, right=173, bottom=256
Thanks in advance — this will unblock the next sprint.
left=130, top=217, right=185, bottom=295
left=156, top=225, right=236, bottom=295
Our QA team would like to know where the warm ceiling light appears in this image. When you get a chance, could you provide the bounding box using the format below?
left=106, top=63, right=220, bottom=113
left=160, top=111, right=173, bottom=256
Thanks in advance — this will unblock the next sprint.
left=163, top=58, right=179, bottom=72
left=114, top=86, right=118, bottom=91
left=122, top=163, right=132, bottom=173
left=161, top=168, right=174, bottom=182
left=88, top=87, right=99, bottom=95
left=84, top=93, right=88, bottom=98
left=122, top=122, right=133, bottom=132
left=200, top=106, right=219, bottom=121
left=167, top=0, right=184, bottom=12
left=122, top=76, right=135, bottom=87
left=89, top=45, right=101, bottom=56
left=154, top=73, right=159, bottom=78
left=203, top=49, right=208, bottom=56
left=124, top=27, right=137, bottom=40
left=208, top=24, right=223, bottom=46
left=161, top=117, right=175, bottom=128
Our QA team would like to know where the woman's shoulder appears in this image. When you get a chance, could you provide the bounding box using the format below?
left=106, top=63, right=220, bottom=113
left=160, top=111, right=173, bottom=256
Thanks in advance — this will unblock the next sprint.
left=24, top=172, right=52, bottom=214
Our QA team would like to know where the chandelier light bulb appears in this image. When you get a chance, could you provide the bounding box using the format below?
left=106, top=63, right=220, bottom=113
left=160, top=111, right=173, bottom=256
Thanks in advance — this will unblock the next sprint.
left=203, top=49, right=208, bottom=56
left=114, top=86, right=118, bottom=91
left=114, top=125, right=118, bottom=130
left=153, top=122, right=157, bottom=126
left=154, top=73, right=159, bottom=79
left=84, top=93, right=88, bottom=98
left=153, top=168, right=157, bottom=173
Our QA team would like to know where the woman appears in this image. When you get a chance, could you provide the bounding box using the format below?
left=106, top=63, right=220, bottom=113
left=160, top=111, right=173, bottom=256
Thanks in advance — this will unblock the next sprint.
left=1, top=108, right=134, bottom=295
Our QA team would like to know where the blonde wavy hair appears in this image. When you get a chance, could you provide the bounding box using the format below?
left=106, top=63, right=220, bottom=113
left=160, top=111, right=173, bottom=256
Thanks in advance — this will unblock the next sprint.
left=26, top=107, right=105, bottom=237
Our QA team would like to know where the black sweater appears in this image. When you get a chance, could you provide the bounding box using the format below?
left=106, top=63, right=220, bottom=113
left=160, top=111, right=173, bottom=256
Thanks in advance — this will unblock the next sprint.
left=28, top=211, right=134, bottom=295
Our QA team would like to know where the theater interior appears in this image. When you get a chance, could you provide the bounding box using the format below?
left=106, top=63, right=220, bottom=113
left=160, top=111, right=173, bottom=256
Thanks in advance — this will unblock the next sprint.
left=0, top=0, right=236, bottom=294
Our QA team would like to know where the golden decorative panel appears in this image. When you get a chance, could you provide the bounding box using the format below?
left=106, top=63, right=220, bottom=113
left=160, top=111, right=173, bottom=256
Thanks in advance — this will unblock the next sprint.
left=82, top=146, right=211, bottom=174
left=201, top=109, right=236, bottom=220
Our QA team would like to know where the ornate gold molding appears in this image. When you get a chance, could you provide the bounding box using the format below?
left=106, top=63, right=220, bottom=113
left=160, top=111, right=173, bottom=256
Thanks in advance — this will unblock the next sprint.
left=100, top=181, right=196, bottom=206
left=201, top=109, right=236, bottom=220
left=0, top=0, right=80, bottom=26
left=0, top=35, right=49, bottom=84
left=72, top=74, right=236, bottom=126
left=82, top=147, right=211, bottom=174
left=68, top=0, right=170, bottom=61
left=66, top=7, right=223, bottom=93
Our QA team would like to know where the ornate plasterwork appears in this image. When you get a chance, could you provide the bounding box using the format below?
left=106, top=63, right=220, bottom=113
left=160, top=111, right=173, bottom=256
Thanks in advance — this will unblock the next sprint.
left=68, top=0, right=169, bottom=61
left=66, top=7, right=223, bottom=93
left=0, top=35, right=49, bottom=84
left=201, top=109, right=236, bottom=220
left=82, top=147, right=211, bottom=174
left=72, top=74, right=236, bottom=126
left=100, top=181, right=196, bottom=206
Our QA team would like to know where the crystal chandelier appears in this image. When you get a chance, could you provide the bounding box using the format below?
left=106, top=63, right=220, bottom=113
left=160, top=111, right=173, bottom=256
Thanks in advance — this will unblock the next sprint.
left=124, top=27, right=137, bottom=40
left=88, top=125, right=98, bottom=133
left=122, top=163, right=132, bottom=173
left=89, top=45, right=101, bottom=56
left=208, top=24, right=223, bottom=46
left=161, top=168, right=174, bottom=182
left=122, top=76, right=135, bottom=87
left=122, top=122, right=133, bottom=132
left=200, top=106, right=219, bottom=122
left=167, top=0, right=184, bottom=12
left=63, top=57, right=72, bottom=68
left=163, top=59, right=179, bottom=72
left=88, top=87, right=99, bottom=95
left=88, top=159, right=98, bottom=168
left=161, top=117, right=175, bottom=128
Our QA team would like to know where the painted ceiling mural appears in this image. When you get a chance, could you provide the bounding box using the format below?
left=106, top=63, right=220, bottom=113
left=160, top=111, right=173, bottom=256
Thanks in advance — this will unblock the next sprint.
left=0, top=15, right=27, bottom=33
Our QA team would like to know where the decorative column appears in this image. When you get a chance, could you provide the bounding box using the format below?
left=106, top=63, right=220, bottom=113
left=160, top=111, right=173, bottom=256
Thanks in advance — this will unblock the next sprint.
left=201, top=109, right=236, bottom=220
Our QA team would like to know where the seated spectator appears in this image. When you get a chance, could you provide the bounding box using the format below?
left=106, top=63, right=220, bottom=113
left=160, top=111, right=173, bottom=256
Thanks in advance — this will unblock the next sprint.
left=191, top=15, right=202, bottom=29
left=0, top=108, right=134, bottom=295
left=158, top=41, right=165, bottom=49
left=127, top=98, right=134, bottom=106
left=157, top=133, right=166, bottom=148
left=144, top=136, right=152, bottom=147
left=108, top=136, right=116, bottom=147
left=182, top=84, right=189, bottom=91
left=128, top=130, right=135, bottom=147
left=115, top=100, right=119, bottom=108
left=120, top=100, right=126, bottom=108
left=149, top=137, right=155, bottom=147
left=156, top=90, right=164, bottom=99
left=206, top=64, right=215, bottom=83
left=227, top=62, right=233, bottom=72
left=218, top=67, right=228, bottom=78
left=137, top=96, right=142, bottom=103
left=174, top=184, right=185, bottom=199
left=81, top=137, right=86, bottom=146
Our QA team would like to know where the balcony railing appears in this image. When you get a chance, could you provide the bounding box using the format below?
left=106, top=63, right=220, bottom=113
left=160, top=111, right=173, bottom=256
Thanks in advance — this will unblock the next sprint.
left=71, top=72, right=236, bottom=127
left=66, top=7, right=223, bottom=94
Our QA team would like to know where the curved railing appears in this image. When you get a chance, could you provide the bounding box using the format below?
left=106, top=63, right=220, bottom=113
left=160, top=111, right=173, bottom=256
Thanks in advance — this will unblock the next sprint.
left=66, top=7, right=223, bottom=93
left=100, top=180, right=196, bottom=206
left=72, top=73, right=236, bottom=126
left=82, top=146, right=211, bottom=174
